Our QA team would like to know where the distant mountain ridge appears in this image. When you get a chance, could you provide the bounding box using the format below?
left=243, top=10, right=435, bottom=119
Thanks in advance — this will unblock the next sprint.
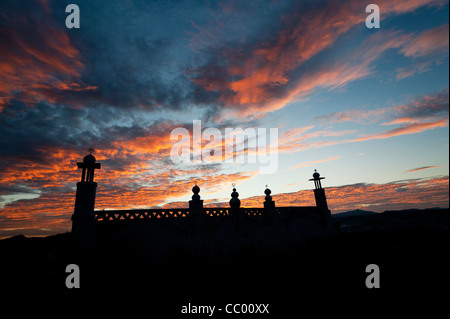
left=332, top=209, right=377, bottom=218
left=331, top=207, right=449, bottom=232
left=333, top=207, right=448, bottom=218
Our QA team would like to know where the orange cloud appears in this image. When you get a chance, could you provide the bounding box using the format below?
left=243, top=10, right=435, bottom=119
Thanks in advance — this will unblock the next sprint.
left=315, top=108, right=391, bottom=124
left=406, top=166, right=441, bottom=173
left=191, top=0, right=445, bottom=118
left=384, top=0, right=448, bottom=14
left=276, top=126, right=354, bottom=154
left=400, top=24, right=449, bottom=58
left=350, top=119, right=449, bottom=142
left=330, top=89, right=448, bottom=123
left=191, top=1, right=365, bottom=116
left=0, top=2, right=96, bottom=111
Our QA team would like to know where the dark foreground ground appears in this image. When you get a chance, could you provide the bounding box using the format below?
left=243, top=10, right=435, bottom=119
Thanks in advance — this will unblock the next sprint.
left=1, top=208, right=448, bottom=317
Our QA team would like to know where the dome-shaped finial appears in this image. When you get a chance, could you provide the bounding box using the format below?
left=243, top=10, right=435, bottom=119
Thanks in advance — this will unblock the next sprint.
left=231, top=183, right=239, bottom=197
left=264, top=187, right=272, bottom=202
left=229, top=185, right=240, bottom=209
left=309, top=169, right=325, bottom=189
left=192, top=184, right=200, bottom=201
left=313, top=169, right=320, bottom=179
left=83, top=147, right=96, bottom=164
left=83, top=154, right=96, bottom=165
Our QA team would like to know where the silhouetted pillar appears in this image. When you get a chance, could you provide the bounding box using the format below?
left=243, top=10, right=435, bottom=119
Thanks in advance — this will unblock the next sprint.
left=314, top=188, right=328, bottom=211
left=309, top=170, right=333, bottom=234
left=229, top=187, right=245, bottom=236
left=264, top=187, right=281, bottom=248
left=189, top=184, right=204, bottom=233
left=229, top=187, right=241, bottom=212
left=72, top=153, right=101, bottom=247
left=263, top=188, right=276, bottom=222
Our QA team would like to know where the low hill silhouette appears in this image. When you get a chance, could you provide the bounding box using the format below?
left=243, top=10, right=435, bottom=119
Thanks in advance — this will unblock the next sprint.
left=332, top=207, right=449, bottom=232
left=332, top=209, right=377, bottom=218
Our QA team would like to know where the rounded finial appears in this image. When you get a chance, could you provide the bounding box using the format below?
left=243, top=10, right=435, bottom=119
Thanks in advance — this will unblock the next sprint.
left=83, top=154, right=96, bottom=164
left=229, top=186, right=241, bottom=209
left=313, top=169, right=320, bottom=179
left=192, top=184, right=200, bottom=194
left=265, top=185, right=272, bottom=201
left=192, top=184, right=200, bottom=201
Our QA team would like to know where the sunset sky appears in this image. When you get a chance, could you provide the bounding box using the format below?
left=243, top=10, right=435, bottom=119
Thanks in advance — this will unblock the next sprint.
left=0, top=0, right=449, bottom=238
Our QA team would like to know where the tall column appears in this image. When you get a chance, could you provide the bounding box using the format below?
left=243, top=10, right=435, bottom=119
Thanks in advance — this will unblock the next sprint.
left=314, top=188, right=328, bottom=211
left=189, top=184, right=204, bottom=233
left=309, top=170, right=328, bottom=210
left=72, top=152, right=101, bottom=247
left=309, top=170, right=333, bottom=234
left=263, top=187, right=276, bottom=222
left=229, top=187, right=245, bottom=236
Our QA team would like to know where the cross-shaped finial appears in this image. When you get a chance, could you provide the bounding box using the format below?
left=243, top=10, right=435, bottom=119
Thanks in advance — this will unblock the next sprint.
left=88, top=147, right=95, bottom=154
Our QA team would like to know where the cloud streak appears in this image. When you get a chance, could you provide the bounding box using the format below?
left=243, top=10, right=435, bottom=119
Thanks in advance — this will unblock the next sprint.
left=291, top=156, right=341, bottom=170
left=350, top=118, right=448, bottom=142
left=406, top=166, right=442, bottom=173
left=312, top=89, right=449, bottom=144
left=400, top=24, right=449, bottom=58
